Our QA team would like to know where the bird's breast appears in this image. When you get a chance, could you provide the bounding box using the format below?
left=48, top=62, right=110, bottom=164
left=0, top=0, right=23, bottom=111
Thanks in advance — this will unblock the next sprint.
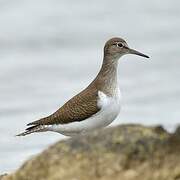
left=97, top=90, right=121, bottom=118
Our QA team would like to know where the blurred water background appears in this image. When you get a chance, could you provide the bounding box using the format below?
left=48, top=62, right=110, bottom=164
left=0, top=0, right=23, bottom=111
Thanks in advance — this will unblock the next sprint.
left=0, top=0, right=179, bottom=174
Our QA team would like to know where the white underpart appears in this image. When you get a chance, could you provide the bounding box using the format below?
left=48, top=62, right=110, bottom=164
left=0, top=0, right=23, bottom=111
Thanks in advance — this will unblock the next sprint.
left=48, top=90, right=121, bottom=136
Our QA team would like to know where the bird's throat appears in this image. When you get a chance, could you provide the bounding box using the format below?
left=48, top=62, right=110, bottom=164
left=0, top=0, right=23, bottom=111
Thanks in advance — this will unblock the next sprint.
left=94, top=56, right=119, bottom=96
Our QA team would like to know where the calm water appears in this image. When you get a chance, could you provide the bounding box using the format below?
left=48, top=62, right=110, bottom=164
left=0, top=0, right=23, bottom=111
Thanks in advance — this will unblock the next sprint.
left=0, top=0, right=180, bottom=173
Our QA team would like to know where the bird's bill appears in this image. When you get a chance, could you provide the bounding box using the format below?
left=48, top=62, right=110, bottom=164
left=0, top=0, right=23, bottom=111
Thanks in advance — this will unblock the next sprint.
left=128, top=48, right=149, bottom=58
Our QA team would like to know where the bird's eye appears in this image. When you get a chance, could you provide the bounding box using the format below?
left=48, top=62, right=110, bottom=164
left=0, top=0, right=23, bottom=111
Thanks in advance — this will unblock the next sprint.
left=117, top=43, right=124, bottom=48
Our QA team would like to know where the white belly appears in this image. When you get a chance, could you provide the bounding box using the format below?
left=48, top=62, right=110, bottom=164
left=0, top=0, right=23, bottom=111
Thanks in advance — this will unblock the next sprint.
left=48, top=90, right=121, bottom=136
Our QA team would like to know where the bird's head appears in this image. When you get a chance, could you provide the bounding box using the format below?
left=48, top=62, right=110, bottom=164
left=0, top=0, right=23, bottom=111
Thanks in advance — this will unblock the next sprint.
left=104, top=37, right=149, bottom=60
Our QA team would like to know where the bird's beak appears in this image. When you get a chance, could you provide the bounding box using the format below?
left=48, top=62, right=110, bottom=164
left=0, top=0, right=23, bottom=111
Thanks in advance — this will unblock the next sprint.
left=128, top=48, right=149, bottom=58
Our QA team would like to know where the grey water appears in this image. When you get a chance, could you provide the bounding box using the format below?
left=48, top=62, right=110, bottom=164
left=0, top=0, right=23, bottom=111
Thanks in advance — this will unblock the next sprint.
left=0, top=0, right=180, bottom=174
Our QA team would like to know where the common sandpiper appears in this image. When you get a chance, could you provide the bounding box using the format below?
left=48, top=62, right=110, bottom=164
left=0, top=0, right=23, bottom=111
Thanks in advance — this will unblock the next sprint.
left=17, top=37, right=149, bottom=137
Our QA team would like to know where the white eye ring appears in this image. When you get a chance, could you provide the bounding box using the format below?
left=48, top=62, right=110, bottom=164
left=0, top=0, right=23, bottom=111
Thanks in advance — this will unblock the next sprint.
left=117, top=42, right=124, bottom=48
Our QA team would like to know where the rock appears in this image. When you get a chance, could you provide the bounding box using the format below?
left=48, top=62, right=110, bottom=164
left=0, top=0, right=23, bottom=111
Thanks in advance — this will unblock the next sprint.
left=2, top=124, right=180, bottom=180
left=0, top=174, right=8, bottom=180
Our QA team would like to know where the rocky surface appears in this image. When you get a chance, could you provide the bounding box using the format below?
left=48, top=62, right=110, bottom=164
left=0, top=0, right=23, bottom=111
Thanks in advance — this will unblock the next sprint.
left=0, top=174, right=7, bottom=180
left=2, top=124, right=180, bottom=180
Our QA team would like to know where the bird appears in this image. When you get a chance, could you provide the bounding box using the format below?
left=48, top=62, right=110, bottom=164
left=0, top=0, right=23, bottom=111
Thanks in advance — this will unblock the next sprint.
left=17, top=37, right=149, bottom=137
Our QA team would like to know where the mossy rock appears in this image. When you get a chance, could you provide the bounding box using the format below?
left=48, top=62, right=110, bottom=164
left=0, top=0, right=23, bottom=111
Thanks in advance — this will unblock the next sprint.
left=2, top=124, right=180, bottom=180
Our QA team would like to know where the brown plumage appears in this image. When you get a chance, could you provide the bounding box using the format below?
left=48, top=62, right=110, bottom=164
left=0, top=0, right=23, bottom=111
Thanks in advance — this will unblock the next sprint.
left=28, top=85, right=100, bottom=126
left=17, top=37, right=149, bottom=136
left=17, top=84, right=100, bottom=136
left=24, top=38, right=125, bottom=129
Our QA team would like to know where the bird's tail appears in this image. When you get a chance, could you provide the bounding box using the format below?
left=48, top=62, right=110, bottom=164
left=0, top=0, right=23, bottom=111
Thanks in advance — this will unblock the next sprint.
left=16, top=125, right=47, bottom=136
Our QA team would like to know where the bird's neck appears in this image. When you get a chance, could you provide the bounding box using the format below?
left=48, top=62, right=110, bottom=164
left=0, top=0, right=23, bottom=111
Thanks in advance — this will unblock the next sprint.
left=93, top=55, right=120, bottom=96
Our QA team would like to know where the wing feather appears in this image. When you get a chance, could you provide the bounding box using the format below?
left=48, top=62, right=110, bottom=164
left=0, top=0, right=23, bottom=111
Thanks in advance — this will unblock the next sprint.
left=27, top=87, right=100, bottom=126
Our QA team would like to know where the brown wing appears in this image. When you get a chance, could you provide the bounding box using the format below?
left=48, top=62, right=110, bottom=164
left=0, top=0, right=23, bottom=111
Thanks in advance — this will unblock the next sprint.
left=27, top=86, right=100, bottom=126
